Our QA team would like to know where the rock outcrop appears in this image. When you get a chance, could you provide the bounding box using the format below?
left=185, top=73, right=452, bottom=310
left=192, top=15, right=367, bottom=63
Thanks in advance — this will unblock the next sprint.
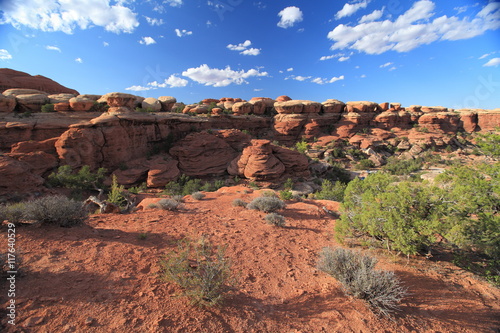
left=0, top=68, right=79, bottom=95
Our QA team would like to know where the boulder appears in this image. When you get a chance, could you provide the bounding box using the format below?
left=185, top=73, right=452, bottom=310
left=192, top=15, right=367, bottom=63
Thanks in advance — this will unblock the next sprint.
left=213, top=129, right=252, bottom=151
left=54, top=102, right=71, bottom=112
left=158, top=96, right=177, bottom=112
left=274, top=100, right=304, bottom=114
left=379, top=102, right=389, bottom=111
left=78, top=94, right=101, bottom=101
left=302, top=101, right=322, bottom=113
left=458, top=110, right=478, bottom=132
left=2, top=88, right=47, bottom=97
left=273, top=114, right=309, bottom=137
left=0, top=94, right=16, bottom=112
left=232, top=102, right=253, bottom=115
left=390, top=103, right=402, bottom=111
left=346, top=101, right=379, bottom=113
left=15, top=93, right=50, bottom=112
left=202, top=98, right=220, bottom=105
left=169, top=132, right=238, bottom=177
left=272, top=145, right=310, bottom=178
left=421, top=106, right=448, bottom=113
left=228, top=139, right=285, bottom=180
left=10, top=137, right=58, bottom=154
left=276, top=95, right=292, bottom=102
left=48, top=93, right=76, bottom=104
left=98, top=92, right=137, bottom=108
left=142, top=97, right=162, bottom=112
left=69, top=97, right=95, bottom=111
left=146, top=155, right=180, bottom=187
left=249, top=100, right=266, bottom=115
left=8, top=151, right=58, bottom=176
left=322, top=99, right=345, bottom=114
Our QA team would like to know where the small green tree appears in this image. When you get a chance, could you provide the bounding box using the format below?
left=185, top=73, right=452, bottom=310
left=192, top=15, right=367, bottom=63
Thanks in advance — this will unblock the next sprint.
left=107, top=175, right=127, bottom=207
left=475, top=129, right=500, bottom=158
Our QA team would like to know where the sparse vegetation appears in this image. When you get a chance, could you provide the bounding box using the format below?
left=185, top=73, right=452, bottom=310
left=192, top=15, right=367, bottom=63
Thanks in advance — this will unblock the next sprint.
left=475, top=129, right=500, bottom=158
left=264, top=213, right=286, bottom=227
left=314, top=179, right=347, bottom=202
left=354, top=159, right=375, bottom=170
left=46, top=165, right=107, bottom=190
left=382, top=156, right=423, bottom=175
left=191, top=192, right=205, bottom=200
left=23, top=195, right=87, bottom=227
left=159, top=237, right=234, bottom=306
left=295, top=141, right=309, bottom=154
left=317, top=247, right=407, bottom=317
left=157, top=199, right=181, bottom=211
left=107, top=174, right=127, bottom=207
left=247, top=196, right=285, bottom=213
left=232, top=199, right=247, bottom=207
left=279, top=190, right=293, bottom=201
left=41, top=103, right=55, bottom=112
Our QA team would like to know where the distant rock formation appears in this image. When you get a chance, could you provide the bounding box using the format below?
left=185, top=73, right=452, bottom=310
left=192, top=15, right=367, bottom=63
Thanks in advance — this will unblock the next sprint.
left=0, top=68, right=79, bottom=95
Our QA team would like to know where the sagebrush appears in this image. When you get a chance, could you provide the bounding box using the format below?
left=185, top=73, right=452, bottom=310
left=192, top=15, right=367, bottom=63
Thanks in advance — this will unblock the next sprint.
left=317, top=247, right=407, bottom=317
left=247, top=196, right=285, bottom=213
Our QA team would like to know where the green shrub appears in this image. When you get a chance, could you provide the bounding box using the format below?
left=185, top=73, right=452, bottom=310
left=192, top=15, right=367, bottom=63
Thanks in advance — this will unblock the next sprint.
left=129, top=183, right=147, bottom=194
left=355, top=159, right=375, bottom=170
left=163, top=181, right=183, bottom=196
left=382, top=156, right=423, bottom=175
left=264, top=213, right=286, bottom=227
left=279, top=190, right=293, bottom=201
left=247, top=197, right=285, bottom=213
left=191, top=192, right=205, bottom=200
left=475, top=129, right=500, bottom=158
left=283, top=178, right=294, bottom=191
left=107, top=175, right=127, bottom=207
left=315, top=179, right=347, bottom=202
left=159, top=237, right=234, bottom=306
left=318, top=247, right=407, bottom=317
left=41, top=103, right=55, bottom=113
left=24, top=195, right=87, bottom=227
left=47, top=165, right=107, bottom=190
left=157, top=199, right=181, bottom=211
left=90, top=101, right=109, bottom=112
left=232, top=199, right=247, bottom=207
left=0, top=202, right=27, bottom=224
left=295, top=141, right=309, bottom=154
left=248, top=181, right=259, bottom=190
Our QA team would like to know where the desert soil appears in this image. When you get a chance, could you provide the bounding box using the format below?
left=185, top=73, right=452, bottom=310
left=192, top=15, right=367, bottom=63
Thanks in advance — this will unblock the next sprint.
left=1, top=186, right=499, bottom=332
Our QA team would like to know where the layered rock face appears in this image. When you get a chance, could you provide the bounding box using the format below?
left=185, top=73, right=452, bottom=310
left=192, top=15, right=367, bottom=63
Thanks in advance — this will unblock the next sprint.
left=0, top=68, right=79, bottom=95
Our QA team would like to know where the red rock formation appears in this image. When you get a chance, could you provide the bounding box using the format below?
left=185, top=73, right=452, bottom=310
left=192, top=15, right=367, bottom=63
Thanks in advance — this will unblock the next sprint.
left=0, top=155, right=45, bottom=194
left=232, top=102, right=253, bottom=115
left=418, top=112, right=461, bottom=133
left=346, top=101, right=380, bottom=113
left=228, top=140, right=285, bottom=180
left=69, top=97, right=94, bottom=112
left=276, top=95, right=292, bottom=102
left=322, top=99, right=345, bottom=114
left=0, top=95, right=16, bottom=112
left=146, top=155, right=180, bottom=187
left=158, top=96, right=177, bottom=112
left=169, top=132, right=238, bottom=177
left=477, top=109, right=500, bottom=131
left=0, top=68, right=79, bottom=95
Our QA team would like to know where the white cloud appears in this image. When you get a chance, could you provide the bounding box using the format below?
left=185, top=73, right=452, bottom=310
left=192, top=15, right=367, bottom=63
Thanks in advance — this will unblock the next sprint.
left=227, top=40, right=260, bottom=56
left=359, top=8, right=383, bottom=23
left=287, top=68, right=294, bottom=72
left=182, top=64, right=268, bottom=87
left=335, top=0, right=371, bottom=20
left=227, top=40, right=252, bottom=51
left=0, top=0, right=139, bottom=34
left=139, top=37, right=156, bottom=45
left=310, top=75, right=345, bottom=84
left=483, top=58, right=500, bottom=67
left=145, top=16, right=164, bottom=26
left=380, top=62, right=393, bottom=68
left=338, top=56, right=350, bottom=62
left=329, top=75, right=345, bottom=83
left=149, top=75, right=188, bottom=88
left=328, top=0, right=500, bottom=55
left=389, top=66, right=397, bottom=71
left=103, top=41, right=109, bottom=47
left=361, top=74, right=367, bottom=78
left=175, top=29, right=192, bottom=37
left=320, top=55, right=335, bottom=61
left=241, top=48, right=261, bottom=56
left=75, top=58, right=83, bottom=63
left=125, top=85, right=152, bottom=92
left=293, top=76, right=311, bottom=81
left=0, top=49, right=12, bottom=60
left=277, top=6, right=303, bottom=28
left=46, top=45, right=61, bottom=52
left=165, top=0, right=183, bottom=7
left=479, top=52, right=497, bottom=59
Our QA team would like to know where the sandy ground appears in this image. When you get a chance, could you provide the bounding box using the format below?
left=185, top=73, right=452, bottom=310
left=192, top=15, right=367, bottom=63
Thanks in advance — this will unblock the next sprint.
left=1, top=186, right=499, bottom=332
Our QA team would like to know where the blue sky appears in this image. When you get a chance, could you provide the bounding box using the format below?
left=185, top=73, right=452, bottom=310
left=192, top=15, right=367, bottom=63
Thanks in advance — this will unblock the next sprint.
left=0, top=0, right=499, bottom=109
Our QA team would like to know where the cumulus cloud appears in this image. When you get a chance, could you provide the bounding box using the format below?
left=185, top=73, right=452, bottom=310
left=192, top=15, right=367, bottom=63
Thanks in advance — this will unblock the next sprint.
left=125, top=85, right=152, bottom=92
left=227, top=40, right=260, bottom=56
left=359, top=8, right=383, bottom=23
left=328, top=0, right=500, bottom=55
left=278, top=6, right=303, bottom=28
left=75, top=57, right=83, bottom=63
left=338, top=56, right=350, bottom=62
left=46, top=45, right=61, bottom=52
left=483, top=58, right=500, bottom=67
left=289, top=75, right=345, bottom=84
left=0, top=49, right=13, bottom=60
left=149, top=75, right=189, bottom=88
left=335, top=0, right=371, bottom=20
left=0, top=0, right=139, bottom=34
left=145, top=16, right=164, bottom=26
left=320, top=53, right=351, bottom=61
left=139, top=37, right=156, bottom=45
left=287, top=68, right=294, bottom=72
left=175, top=29, right=192, bottom=37
left=320, top=55, right=336, bottom=61
left=165, top=0, right=183, bottom=7
left=182, top=64, right=268, bottom=87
